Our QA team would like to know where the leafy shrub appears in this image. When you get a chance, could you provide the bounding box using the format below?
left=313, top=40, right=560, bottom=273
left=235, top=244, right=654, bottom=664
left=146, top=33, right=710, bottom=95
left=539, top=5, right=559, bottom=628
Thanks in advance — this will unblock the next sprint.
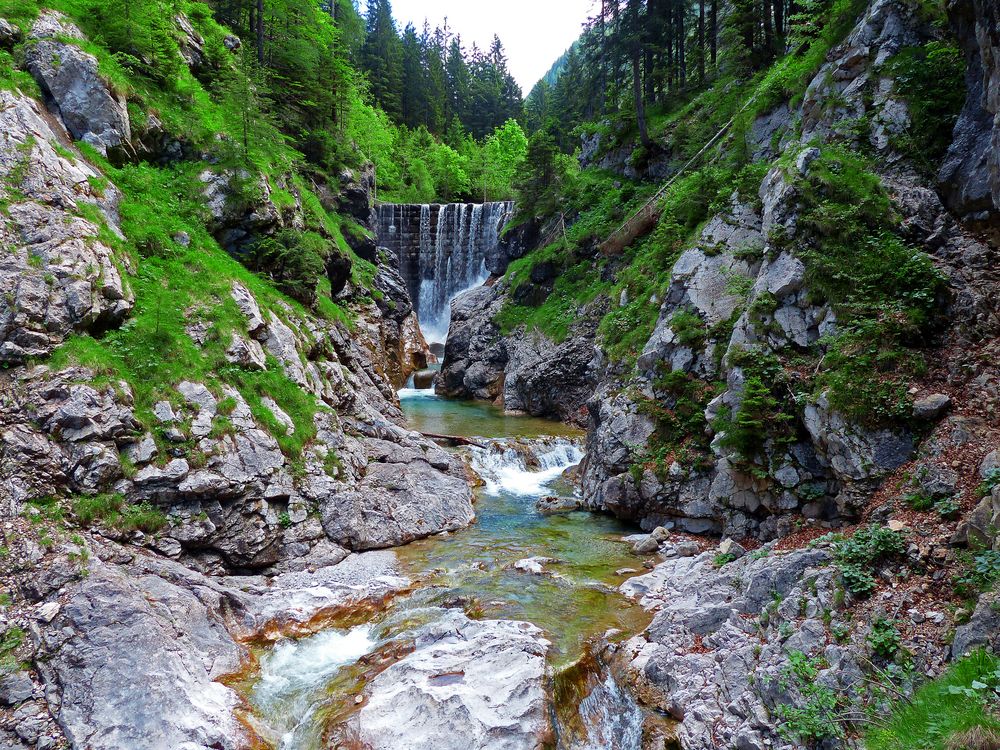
left=669, top=309, right=708, bottom=348
left=833, top=525, right=905, bottom=596
left=867, top=617, right=903, bottom=660
left=247, top=230, right=330, bottom=306
left=903, top=490, right=934, bottom=511
left=953, top=551, right=1000, bottom=599
left=0, top=627, right=24, bottom=676
left=714, top=348, right=795, bottom=467
left=887, top=41, right=967, bottom=167
left=977, top=469, right=1000, bottom=499
left=776, top=651, right=843, bottom=743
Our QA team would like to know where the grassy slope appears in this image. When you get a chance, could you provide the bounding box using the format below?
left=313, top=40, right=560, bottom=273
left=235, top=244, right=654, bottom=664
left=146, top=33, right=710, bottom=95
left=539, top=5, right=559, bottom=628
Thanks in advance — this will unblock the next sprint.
left=867, top=651, right=1000, bottom=750
left=0, top=0, right=378, bottom=461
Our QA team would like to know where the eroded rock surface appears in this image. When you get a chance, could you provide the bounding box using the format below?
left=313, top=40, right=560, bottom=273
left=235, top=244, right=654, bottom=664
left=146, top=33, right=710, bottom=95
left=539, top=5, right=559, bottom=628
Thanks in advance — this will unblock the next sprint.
left=354, top=611, right=551, bottom=750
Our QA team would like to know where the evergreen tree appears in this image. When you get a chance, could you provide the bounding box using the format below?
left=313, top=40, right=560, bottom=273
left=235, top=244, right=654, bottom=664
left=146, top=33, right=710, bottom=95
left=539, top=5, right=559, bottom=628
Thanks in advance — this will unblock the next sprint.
left=361, top=0, right=403, bottom=120
left=400, top=23, right=424, bottom=128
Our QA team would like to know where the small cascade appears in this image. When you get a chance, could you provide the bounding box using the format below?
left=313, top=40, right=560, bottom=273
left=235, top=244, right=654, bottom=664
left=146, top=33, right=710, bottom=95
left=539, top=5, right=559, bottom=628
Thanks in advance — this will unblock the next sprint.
left=573, top=671, right=646, bottom=750
left=375, top=201, right=513, bottom=343
left=250, top=626, right=377, bottom=749
left=468, top=438, right=584, bottom=497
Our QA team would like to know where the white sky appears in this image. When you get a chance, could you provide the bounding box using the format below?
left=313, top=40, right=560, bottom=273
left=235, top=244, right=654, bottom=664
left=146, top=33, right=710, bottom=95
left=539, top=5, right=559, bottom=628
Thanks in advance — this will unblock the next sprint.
left=387, top=0, right=597, bottom=94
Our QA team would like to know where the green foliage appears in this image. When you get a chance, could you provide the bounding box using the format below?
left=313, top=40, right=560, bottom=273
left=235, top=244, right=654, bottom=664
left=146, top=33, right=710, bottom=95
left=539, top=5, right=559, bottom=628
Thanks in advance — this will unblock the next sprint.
left=714, top=553, right=737, bottom=567
left=0, top=627, right=25, bottom=676
left=792, top=146, right=946, bottom=426
left=887, top=41, right=967, bottom=169
left=953, top=551, right=1000, bottom=599
left=833, top=525, right=905, bottom=597
left=72, top=494, right=168, bottom=534
left=904, top=490, right=935, bottom=511
left=631, top=367, right=721, bottom=478
left=715, top=349, right=796, bottom=467
left=867, top=617, right=903, bottom=660
left=776, top=651, right=843, bottom=743
left=247, top=230, right=329, bottom=306
left=669, top=310, right=708, bottom=348
left=978, top=469, right=1000, bottom=499
left=866, top=651, right=1000, bottom=750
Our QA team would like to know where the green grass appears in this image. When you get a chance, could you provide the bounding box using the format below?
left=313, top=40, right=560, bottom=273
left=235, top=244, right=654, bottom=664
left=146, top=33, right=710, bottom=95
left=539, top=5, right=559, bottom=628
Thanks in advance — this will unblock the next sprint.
left=72, top=493, right=168, bottom=533
left=866, top=651, right=1000, bottom=750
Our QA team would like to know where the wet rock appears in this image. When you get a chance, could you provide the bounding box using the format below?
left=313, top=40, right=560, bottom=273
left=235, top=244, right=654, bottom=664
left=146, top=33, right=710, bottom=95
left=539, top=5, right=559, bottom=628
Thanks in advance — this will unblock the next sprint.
left=535, top=496, right=581, bottom=514
left=36, top=560, right=248, bottom=750
left=512, top=557, right=556, bottom=575
left=355, top=611, right=550, bottom=750
left=632, top=536, right=660, bottom=555
left=412, top=369, right=436, bottom=389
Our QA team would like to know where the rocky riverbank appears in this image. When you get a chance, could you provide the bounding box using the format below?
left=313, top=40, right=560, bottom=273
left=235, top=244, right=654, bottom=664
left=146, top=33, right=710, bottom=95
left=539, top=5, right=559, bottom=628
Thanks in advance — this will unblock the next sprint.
left=436, top=0, right=1000, bottom=745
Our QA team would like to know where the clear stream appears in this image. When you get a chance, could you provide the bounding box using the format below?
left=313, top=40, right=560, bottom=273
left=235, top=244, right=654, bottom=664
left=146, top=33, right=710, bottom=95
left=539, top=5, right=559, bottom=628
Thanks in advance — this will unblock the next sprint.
left=244, top=385, right=651, bottom=749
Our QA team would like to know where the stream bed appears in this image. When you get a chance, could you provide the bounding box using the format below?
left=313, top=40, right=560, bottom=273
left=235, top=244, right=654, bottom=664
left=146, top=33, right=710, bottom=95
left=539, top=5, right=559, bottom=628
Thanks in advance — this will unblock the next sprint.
left=243, top=386, right=653, bottom=749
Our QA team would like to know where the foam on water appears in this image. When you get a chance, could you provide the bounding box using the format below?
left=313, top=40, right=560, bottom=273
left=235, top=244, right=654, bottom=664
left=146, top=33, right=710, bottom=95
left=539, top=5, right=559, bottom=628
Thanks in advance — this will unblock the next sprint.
left=251, top=626, right=376, bottom=749
left=469, top=439, right=584, bottom=497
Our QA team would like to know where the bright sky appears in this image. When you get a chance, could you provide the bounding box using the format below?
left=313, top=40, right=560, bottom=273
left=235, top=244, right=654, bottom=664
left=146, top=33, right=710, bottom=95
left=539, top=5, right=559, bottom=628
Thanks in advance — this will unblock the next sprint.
left=387, top=0, right=597, bottom=94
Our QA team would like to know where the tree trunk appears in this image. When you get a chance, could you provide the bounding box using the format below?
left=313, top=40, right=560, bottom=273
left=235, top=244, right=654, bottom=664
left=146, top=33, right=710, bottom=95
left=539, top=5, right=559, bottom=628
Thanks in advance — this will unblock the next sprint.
left=710, top=0, right=717, bottom=66
left=762, top=0, right=774, bottom=60
left=677, top=5, right=686, bottom=89
left=256, top=0, right=264, bottom=65
left=698, top=0, right=706, bottom=83
left=666, top=0, right=674, bottom=91
left=773, top=0, right=784, bottom=46
left=633, top=47, right=650, bottom=147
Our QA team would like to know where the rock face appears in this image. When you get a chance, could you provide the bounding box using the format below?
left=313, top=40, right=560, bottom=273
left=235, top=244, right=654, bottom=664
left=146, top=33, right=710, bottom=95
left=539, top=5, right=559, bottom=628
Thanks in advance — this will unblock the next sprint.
left=941, top=0, right=1000, bottom=225
left=320, top=437, right=474, bottom=551
left=21, top=542, right=407, bottom=750
left=438, top=283, right=599, bottom=426
left=0, top=88, right=132, bottom=364
left=616, top=545, right=858, bottom=750
left=25, top=12, right=132, bottom=158
left=355, top=611, right=551, bottom=750
left=0, top=16, right=473, bottom=570
left=38, top=559, right=248, bottom=750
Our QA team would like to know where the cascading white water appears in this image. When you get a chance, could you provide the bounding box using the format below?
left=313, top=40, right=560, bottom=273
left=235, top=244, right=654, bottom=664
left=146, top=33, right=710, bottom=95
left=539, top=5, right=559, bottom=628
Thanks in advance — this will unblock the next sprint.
left=250, top=626, right=377, bottom=749
left=572, top=671, right=646, bottom=750
left=468, top=439, right=584, bottom=497
left=376, top=201, right=513, bottom=343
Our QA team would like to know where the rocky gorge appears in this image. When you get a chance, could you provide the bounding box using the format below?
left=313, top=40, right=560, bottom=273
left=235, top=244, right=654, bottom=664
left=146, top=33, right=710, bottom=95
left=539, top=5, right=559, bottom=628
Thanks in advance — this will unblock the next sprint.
left=0, top=0, right=999, bottom=749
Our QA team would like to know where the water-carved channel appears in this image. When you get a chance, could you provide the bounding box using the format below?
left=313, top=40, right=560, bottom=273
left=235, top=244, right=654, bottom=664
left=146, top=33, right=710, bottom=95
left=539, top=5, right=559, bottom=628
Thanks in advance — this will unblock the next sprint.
left=239, top=204, right=656, bottom=748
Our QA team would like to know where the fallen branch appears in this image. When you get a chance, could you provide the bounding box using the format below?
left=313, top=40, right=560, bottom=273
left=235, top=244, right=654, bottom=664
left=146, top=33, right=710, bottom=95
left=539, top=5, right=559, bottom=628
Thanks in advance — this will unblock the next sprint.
left=419, top=432, right=488, bottom=449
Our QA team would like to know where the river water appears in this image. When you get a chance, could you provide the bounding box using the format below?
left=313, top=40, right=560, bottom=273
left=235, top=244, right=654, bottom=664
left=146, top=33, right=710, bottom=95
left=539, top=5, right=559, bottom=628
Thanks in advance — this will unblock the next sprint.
left=244, top=385, right=652, bottom=749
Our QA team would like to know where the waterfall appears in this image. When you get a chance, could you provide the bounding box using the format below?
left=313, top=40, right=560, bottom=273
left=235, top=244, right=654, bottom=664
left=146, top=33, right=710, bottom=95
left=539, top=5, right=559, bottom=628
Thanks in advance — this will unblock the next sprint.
left=375, top=201, right=513, bottom=344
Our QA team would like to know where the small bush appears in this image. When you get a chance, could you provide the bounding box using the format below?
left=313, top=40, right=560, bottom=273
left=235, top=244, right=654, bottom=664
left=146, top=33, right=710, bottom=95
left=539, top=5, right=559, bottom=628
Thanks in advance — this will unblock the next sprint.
left=867, top=617, right=903, bottom=660
left=73, top=494, right=167, bottom=534
left=833, top=525, right=905, bottom=596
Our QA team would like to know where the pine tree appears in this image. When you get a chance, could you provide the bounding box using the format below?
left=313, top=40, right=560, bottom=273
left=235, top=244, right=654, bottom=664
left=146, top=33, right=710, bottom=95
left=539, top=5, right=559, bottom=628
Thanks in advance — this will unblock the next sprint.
left=361, top=0, right=403, bottom=120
